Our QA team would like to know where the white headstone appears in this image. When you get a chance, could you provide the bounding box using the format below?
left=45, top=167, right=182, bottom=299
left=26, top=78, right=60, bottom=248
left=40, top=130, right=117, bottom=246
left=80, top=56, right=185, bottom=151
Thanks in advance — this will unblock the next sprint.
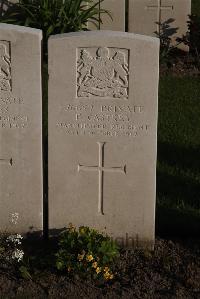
left=48, top=31, right=159, bottom=248
left=0, top=24, right=43, bottom=233
left=88, top=0, right=125, bottom=31
left=129, top=0, right=191, bottom=51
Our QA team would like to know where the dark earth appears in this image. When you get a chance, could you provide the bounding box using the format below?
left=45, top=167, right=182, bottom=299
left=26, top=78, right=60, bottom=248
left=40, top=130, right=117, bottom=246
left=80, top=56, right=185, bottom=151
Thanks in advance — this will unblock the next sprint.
left=0, top=237, right=199, bottom=298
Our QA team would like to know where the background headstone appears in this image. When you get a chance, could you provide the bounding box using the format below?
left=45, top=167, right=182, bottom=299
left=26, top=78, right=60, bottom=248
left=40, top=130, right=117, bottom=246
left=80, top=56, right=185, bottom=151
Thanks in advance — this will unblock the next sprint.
left=0, top=1, right=18, bottom=18
left=88, top=0, right=125, bottom=31
left=129, top=0, right=191, bottom=51
left=0, top=24, right=43, bottom=233
left=49, top=31, right=159, bottom=248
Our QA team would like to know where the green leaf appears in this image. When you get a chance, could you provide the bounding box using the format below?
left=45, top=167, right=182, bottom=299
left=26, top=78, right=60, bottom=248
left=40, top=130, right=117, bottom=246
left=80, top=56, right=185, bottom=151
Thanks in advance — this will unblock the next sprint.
left=56, top=261, right=64, bottom=270
left=19, top=265, right=32, bottom=280
left=0, top=0, right=110, bottom=60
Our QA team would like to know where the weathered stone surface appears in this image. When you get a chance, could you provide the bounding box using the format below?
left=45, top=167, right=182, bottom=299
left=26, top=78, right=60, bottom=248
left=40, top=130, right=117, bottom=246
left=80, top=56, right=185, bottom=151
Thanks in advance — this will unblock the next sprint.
left=49, top=31, right=159, bottom=248
left=88, top=0, right=125, bottom=31
left=0, top=24, right=43, bottom=233
left=129, top=0, right=191, bottom=51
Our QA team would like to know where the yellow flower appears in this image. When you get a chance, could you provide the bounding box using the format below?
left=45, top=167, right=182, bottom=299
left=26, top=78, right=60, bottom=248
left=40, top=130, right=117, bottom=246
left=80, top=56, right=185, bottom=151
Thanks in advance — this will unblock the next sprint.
left=96, top=267, right=101, bottom=274
left=86, top=254, right=94, bottom=262
left=68, top=223, right=75, bottom=232
left=92, top=261, right=98, bottom=269
left=109, top=273, right=114, bottom=280
left=104, top=266, right=110, bottom=272
left=104, top=271, right=110, bottom=280
left=104, top=271, right=114, bottom=280
left=77, top=252, right=85, bottom=261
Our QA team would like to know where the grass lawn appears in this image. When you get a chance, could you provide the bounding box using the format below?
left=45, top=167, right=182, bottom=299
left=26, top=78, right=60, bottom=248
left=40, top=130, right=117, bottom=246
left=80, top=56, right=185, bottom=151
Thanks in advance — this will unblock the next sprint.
left=156, top=76, right=200, bottom=236
left=192, top=0, right=200, bottom=15
left=156, top=0, right=200, bottom=237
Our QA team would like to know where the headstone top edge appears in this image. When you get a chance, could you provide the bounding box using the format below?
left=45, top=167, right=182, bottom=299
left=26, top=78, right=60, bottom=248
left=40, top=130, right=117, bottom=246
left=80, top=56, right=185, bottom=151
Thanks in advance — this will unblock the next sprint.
left=48, top=30, right=160, bottom=45
left=0, top=23, right=42, bottom=37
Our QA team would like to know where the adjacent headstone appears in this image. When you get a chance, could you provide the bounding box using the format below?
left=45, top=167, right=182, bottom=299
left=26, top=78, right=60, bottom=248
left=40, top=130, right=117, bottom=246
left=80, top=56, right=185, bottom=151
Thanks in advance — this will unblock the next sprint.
left=88, top=0, right=125, bottom=31
left=0, top=0, right=12, bottom=15
left=0, top=24, right=43, bottom=233
left=49, top=31, right=159, bottom=248
left=0, top=0, right=18, bottom=10
left=129, top=0, right=191, bottom=51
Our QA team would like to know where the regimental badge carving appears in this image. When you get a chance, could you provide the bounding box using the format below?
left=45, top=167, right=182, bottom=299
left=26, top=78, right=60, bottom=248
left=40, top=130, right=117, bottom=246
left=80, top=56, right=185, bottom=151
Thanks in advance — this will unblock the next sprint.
left=77, top=47, right=129, bottom=99
left=0, top=41, right=11, bottom=92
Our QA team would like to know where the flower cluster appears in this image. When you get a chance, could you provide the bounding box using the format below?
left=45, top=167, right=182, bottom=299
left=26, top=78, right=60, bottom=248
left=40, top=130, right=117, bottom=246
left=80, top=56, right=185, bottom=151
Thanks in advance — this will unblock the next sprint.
left=103, top=266, right=114, bottom=280
left=0, top=213, right=24, bottom=266
left=12, top=249, right=24, bottom=262
left=77, top=251, right=114, bottom=280
left=56, top=224, right=119, bottom=281
left=4, top=233, right=24, bottom=263
left=6, top=234, right=23, bottom=245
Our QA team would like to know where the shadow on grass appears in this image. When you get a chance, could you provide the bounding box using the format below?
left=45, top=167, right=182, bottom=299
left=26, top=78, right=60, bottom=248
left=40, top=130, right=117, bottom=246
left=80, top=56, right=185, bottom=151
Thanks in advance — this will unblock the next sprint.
left=156, top=141, right=200, bottom=237
left=157, top=141, right=200, bottom=209
left=157, top=171, right=200, bottom=210
left=156, top=205, right=200, bottom=237
left=158, top=141, right=200, bottom=176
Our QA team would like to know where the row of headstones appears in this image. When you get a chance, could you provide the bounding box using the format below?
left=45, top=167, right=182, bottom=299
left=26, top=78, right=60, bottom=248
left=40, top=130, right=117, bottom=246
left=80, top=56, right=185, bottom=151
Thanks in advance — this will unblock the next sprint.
left=4, top=0, right=191, bottom=51
left=0, top=23, right=159, bottom=248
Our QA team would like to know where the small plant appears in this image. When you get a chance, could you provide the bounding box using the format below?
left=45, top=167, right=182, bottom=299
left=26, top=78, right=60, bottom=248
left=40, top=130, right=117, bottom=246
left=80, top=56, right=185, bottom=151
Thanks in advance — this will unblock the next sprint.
left=177, top=14, right=200, bottom=68
left=55, top=223, right=119, bottom=282
left=155, top=19, right=182, bottom=66
left=0, top=213, right=25, bottom=274
left=0, top=0, right=109, bottom=60
left=0, top=233, right=24, bottom=261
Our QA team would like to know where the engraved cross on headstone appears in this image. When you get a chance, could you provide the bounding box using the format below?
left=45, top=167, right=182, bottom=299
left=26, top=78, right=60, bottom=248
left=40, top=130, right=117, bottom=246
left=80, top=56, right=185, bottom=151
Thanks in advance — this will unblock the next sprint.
left=0, top=157, right=13, bottom=166
left=78, top=142, right=126, bottom=215
left=146, top=0, right=174, bottom=32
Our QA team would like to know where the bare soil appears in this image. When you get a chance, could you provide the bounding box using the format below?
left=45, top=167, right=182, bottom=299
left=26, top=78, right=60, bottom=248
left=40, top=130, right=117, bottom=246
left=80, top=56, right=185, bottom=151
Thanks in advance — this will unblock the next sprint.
left=0, top=238, right=199, bottom=299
